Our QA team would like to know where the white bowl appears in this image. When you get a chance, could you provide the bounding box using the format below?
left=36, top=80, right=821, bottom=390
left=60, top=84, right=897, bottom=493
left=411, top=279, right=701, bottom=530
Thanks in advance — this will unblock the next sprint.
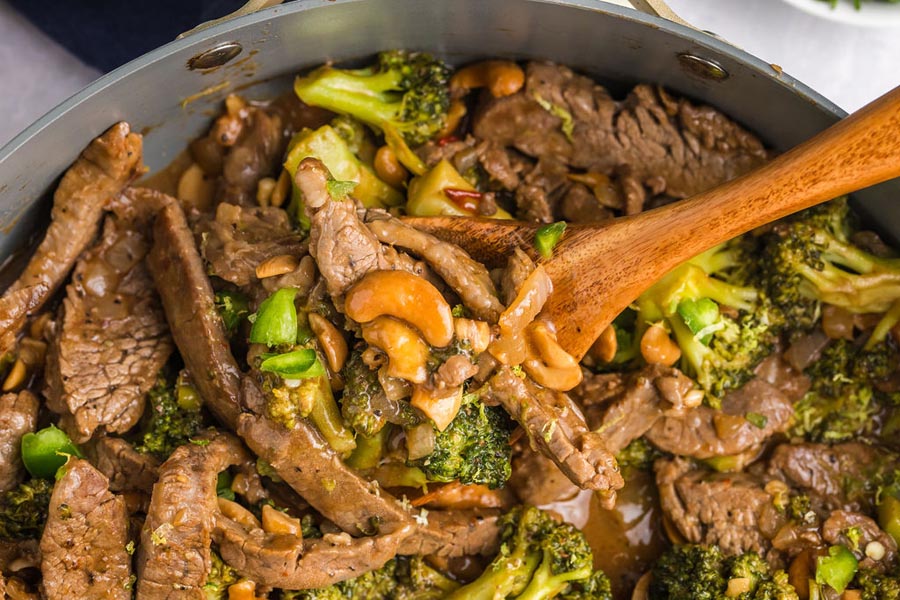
left=781, top=0, right=900, bottom=26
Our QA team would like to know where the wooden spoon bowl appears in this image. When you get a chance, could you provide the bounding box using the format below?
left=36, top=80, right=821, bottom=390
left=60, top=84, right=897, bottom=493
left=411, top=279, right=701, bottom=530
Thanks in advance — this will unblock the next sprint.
left=405, top=85, right=900, bottom=360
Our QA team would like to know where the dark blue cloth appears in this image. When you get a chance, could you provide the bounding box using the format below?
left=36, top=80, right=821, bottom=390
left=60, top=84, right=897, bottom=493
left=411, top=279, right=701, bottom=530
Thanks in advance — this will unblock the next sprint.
left=8, top=0, right=248, bottom=72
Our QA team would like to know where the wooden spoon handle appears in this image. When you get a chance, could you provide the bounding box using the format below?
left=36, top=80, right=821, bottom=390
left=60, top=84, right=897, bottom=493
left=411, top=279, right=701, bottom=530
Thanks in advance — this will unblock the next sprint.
left=549, top=84, right=900, bottom=359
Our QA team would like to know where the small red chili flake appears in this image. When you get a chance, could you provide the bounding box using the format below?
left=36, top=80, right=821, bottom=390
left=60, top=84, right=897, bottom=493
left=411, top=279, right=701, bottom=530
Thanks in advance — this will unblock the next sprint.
left=437, top=135, right=460, bottom=147
left=442, top=187, right=482, bottom=213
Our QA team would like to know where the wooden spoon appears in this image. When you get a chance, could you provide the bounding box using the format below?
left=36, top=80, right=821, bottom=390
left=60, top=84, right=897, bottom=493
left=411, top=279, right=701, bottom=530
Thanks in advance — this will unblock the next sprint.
left=404, top=85, right=900, bottom=360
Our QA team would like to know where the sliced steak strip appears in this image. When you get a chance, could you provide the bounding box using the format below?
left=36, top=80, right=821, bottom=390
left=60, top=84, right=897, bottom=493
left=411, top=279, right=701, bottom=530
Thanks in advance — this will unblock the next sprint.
left=44, top=204, right=173, bottom=442
left=220, top=106, right=285, bottom=206
left=0, top=123, right=142, bottom=354
left=214, top=515, right=413, bottom=590
left=655, top=457, right=784, bottom=561
left=764, top=442, right=887, bottom=513
left=297, top=158, right=385, bottom=299
left=474, top=63, right=767, bottom=202
left=40, top=458, right=131, bottom=600
left=0, top=391, right=39, bottom=492
left=583, top=365, right=694, bottom=454
left=136, top=433, right=247, bottom=599
left=147, top=200, right=242, bottom=429
left=197, top=202, right=307, bottom=288
left=238, top=377, right=412, bottom=536
left=365, top=215, right=504, bottom=323
left=822, top=510, right=897, bottom=570
left=482, top=366, right=623, bottom=503
left=396, top=508, right=502, bottom=558
left=645, top=378, right=793, bottom=459
left=89, top=436, right=160, bottom=494
left=239, top=378, right=487, bottom=558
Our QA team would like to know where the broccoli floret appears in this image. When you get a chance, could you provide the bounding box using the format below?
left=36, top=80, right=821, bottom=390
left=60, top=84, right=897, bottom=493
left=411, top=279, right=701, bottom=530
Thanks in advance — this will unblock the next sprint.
left=635, top=241, right=782, bottom=403
left=409, top=396, right=513, bottom=489
left=283, top=123, right=403, bottom=213
left=340, top=350, right=390, bottom=437
left=214, top=290, right=250, bottom=338
left=202, top=550, right=240, bottom=599
left=0, top=477, right=53, bottom=541
left=791, top=337, right=899, bottom=442
left=134, top=375, right=204, bottom=459
left=760, top=197, right=900, bottom=331
left=264, top=373, right=356, bottom=457
left=615, top=437, right=663, bottom=474
left=445, top=506, right=611, bottom=600
left=649, top=545, right=798, bottom=600
left=293, top=50, right=451, bottom=146
left=855, top=566, right=900, bottom=600
left=283, top=556, right=459, bottom=599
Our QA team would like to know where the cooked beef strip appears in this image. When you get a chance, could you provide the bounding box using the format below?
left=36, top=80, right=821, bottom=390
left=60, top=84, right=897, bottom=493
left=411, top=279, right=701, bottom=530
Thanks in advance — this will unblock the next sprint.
left=655, top=457, right=786, bottom=562
left=514, top=157, right=570, bottom=223
left=214, top=515, right=413, bottom=590
left=40, top=458, right=131, bottom=600
left=147, top=200, right=242, bottom=429
left=753, top=354, right=811, bottom=402
left=509, top=444, right=579, bottom=506
left=239, top=378, right=497, bottom=558
left=297, top=158, right=386, bottom=299
left=44, top=206, right=173, bottom=442
left=645, top=378, right=793, bottom=459
left=219, top=106, right=285, bottom=206
left=136, top=433, right=247, bottom=600
left=197, top=202, right=308, bottom=288
left=482, top=366, right=623, bottom=505
left=822, top=510, right=897, bottom=571
left=473, top=62, right=767, bottom=202
left=365, top=215, right=504, bottom=322
left=89, top=436, right=160, bottom=494
left=0, top=391, right=39, bottom=492
left=238, top=377, right=413, bottom=537
left=0, top=123, right=142, bottom=355
left=583, top=365, right=694, bottom=454
left=764, top=442, right=887, bottom=513
left=498, top=247, right=535, bottom=306
left=395, top=508, right=502, bottom=558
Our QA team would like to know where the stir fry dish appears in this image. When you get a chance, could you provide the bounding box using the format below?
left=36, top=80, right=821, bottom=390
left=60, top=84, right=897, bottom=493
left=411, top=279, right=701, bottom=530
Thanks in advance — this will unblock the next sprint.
left=0, top=51, right=897, bottom=600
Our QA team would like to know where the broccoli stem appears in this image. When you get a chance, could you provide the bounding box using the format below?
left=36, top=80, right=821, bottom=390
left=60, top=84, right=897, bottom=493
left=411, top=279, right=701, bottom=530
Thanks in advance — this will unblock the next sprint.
left=517, top=551, right=594, bottom=600
left=444, top=551, right=540, bottom=600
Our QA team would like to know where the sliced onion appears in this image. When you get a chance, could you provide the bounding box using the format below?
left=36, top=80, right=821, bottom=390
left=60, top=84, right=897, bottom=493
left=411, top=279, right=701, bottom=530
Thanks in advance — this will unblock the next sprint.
left=405, top=422, right=436, bottom=461
left=498, top=264, right=553, bottom=336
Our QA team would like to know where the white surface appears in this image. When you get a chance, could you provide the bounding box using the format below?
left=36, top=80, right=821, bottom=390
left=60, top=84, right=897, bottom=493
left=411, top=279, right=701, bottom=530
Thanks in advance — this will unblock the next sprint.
left=781, top=0, right=900, bottom=27
left=0, top=0, right=899, bottom=148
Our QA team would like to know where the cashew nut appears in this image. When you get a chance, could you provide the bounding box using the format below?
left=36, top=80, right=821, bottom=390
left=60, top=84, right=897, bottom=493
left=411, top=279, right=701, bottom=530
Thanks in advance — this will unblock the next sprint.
left=437, top=98, right=467, bottom=139
left=450, top=60, right=525, bottom=98
left=345, top=270, right=454, bottom=347
left=411, top=383, right=463, bottom=432
left=2, top=358, right=26, bottom=392
left=256, top=177, right=276, bottom=206
left=591, top=325, right=618, bottom=363
left=226, top=579, right=259, bottom=600
left=255, top=254, right=300, bottom=279
left=522, top=321, right=583, bottom=392
left=261, top=504, right=302, bottom=536
left=453, top=318, right=491, bottom=354
left=177, top=162, right=216, bottom=212
left=217, top=497, right=261, bottom=530
left=308, top=312, right=348, bottom=373
left=361, top=316, right=430, bottom=384
left=640, top=323, right=682, bottom=366
left=374, top=145, right=409, bottom=188
left=270, top=169, right=291, bottom=209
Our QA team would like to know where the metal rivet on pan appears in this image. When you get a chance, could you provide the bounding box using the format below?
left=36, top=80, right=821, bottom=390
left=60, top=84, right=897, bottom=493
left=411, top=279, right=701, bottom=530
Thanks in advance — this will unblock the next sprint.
left=187, top=42, right=243, bottom=70
left=677, top=53, right=729, bottom=81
